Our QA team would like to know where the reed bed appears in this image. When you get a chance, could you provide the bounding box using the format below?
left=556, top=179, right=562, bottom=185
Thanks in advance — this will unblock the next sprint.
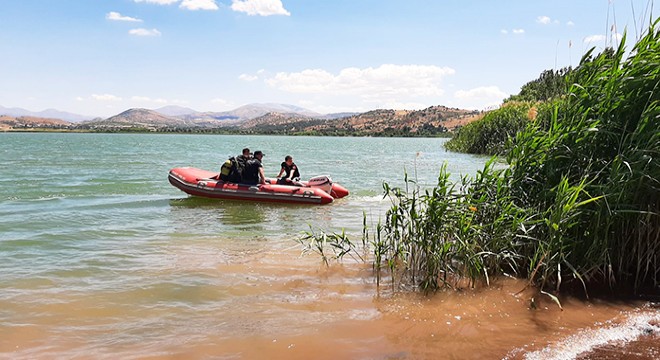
left=302, top=19, right=660, bottom=296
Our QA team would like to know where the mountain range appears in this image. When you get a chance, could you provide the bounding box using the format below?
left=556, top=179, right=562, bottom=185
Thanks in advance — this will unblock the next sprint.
left=1, top=103, right=482, bottom=135
left=0, top=105, right=97, bottom=122
left=173, top=103, right=355, bottom=122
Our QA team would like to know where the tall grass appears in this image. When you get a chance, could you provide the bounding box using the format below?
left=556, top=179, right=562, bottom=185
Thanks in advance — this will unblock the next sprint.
left=371, top=162, right=530, bottom=292
left=507, top=24, right=660, bottom=293
left=301, top=19, right=660, bottom=296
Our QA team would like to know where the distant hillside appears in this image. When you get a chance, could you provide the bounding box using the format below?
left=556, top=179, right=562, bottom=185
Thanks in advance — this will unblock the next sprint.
left=322, top=112, right=360, bottom=119
left=0, top=102, right=483, bottom=136
left=233, top=105, right=481, bottom=136
left=179, top=103, right=323, bottom=122
left=154, top=105, right=198, bottom=117
left=234, top=103, right=322, bottom=118
left=0, top=105, right=94, bottom=122
left=79, top=108, right=194, bottom=129
left=238, top=112, right=325, bottom=129
left=0, top=115, right=73, bottom=130
left=325, top=106, right=475, bottom=132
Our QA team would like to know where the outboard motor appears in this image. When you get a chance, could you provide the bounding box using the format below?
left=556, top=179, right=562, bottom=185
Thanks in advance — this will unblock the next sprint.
left=307, top=175, right=333, bottom=194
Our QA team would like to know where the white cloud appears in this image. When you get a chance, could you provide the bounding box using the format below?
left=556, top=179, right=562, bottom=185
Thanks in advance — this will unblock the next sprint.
left=180, top=0, right=219, bottom=11
left=238, top=70, right=265, bottom=82
left=131, top=96, right=167, bottom=104
left=134, top=0, right=219, bottom=11
left=211, top=98, right=232, bottom=106
left=209, top=98, right=235, bottom=110
left=107, top=12, right=143, bottom=22
left=239, top=74, right=259, bottom=81
left=584, top=33, right=623, bottom=44
left=92, top=94, right=122, bottom=102
left=453, top=86, right=507, bottom=110
left=299, top=102, right=370, bottom=115
left=502, top=28, right=524, bottom=35
left=455, top=86, right=506, bottom=100
left=537, top=15, right=551, bottom=25
left=266, top=64, right=455, bottom=106
left=297, top=99, right=314, bottom=107
left=583, top=34, right=606, bottom=43
left=231, top=0, right=290, bottom=16
left=134, top=0, right=179, bottom=5
left=567, top=20, right=575, bottom=26
left=129, top=28, right=162, bottom=36
left=381, top=101, right=427, bottom=110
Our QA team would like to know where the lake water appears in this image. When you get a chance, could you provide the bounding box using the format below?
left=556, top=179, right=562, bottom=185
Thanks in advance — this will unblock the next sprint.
left=1, top=132, right=657, bottom=359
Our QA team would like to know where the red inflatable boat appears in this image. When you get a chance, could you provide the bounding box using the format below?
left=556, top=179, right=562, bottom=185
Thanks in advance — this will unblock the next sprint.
left=168, top=167, right=349, bottom=205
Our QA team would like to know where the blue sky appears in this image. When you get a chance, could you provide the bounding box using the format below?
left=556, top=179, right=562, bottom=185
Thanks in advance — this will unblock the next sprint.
left=1, top=0, right=658, bottom=117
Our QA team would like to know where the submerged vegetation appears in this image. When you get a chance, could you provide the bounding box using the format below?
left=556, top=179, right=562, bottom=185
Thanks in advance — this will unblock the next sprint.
left=304, top=19, right=660, bottom=297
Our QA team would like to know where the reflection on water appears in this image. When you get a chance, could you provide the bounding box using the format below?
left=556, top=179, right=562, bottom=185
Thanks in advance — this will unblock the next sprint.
left=167, top=193, right=379, bottom=243
left=170, top=197, right=270, bottom=225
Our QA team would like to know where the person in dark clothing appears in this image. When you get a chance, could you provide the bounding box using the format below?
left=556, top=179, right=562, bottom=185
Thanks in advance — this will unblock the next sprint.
left=237, top=148, right=251, bottom=164
left=243, top=150, right=266, bottom=185
left=225, top=148, right=251, bottom=183
left=277, top=155, right=301, bottom=185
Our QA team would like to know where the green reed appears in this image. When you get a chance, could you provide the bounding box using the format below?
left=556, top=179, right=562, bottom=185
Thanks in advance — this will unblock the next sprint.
left=300, top=18, right=659, bottom=296
left=505, top=22, right=658, bottom=294
left=299, top=226, right=364, bottom=267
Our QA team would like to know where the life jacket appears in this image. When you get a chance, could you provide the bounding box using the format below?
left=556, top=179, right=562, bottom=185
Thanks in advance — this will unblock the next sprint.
left=219, top=158, right=234, bottom=181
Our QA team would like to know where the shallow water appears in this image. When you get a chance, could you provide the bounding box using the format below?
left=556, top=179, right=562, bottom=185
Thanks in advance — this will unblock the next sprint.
left=0, top=133, right=657, bottom=359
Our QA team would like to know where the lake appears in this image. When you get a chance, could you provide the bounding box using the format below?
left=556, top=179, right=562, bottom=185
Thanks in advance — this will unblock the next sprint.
left=0, top=132, right=657, bottom=359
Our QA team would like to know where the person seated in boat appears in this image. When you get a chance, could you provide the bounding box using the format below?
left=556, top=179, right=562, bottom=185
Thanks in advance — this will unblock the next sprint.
left=221, top=148, right=251, bottom=183
left=276, top=155, right=301, bottom=185
left=243, top=150, right=266, bottom=185
left=237, top=148, right=251, bottom=164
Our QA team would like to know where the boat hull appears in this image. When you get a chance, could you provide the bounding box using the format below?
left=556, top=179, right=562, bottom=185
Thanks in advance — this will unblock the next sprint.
left=168, top=167, right=344, bottom=205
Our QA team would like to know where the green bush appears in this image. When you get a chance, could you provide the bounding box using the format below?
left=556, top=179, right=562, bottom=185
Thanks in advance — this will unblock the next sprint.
left=445, top=102, right=534, bottom=155
left=445, top=63, right=577, bottom=156
left=506, top=67, right=572, bottom=103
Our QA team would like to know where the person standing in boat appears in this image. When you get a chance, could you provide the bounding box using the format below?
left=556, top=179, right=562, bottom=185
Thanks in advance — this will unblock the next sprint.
left=243, top=150, right=266, bottom=185
left=276, top=155, right=301, bottom=185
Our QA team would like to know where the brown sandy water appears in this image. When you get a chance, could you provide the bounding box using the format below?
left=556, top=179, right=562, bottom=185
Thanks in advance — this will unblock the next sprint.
left=2, top=242, right=657, bottom=360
